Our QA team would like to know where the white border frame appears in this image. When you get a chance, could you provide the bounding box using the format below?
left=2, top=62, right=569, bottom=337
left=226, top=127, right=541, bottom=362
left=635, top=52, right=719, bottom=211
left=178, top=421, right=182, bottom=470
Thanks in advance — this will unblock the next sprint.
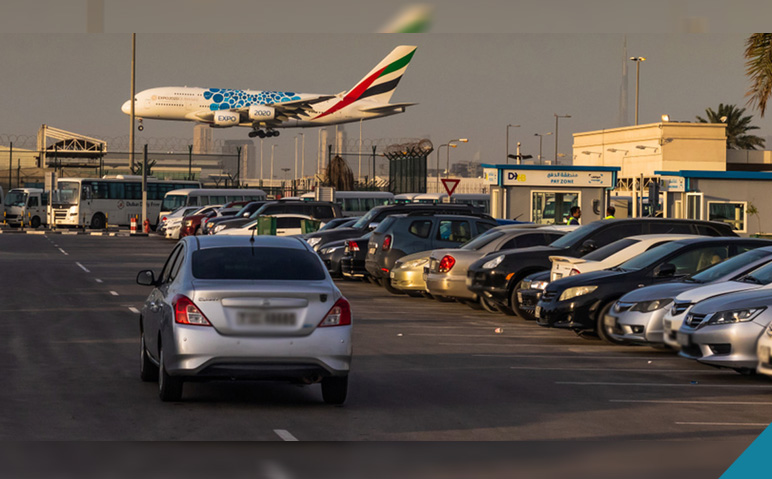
left=529, top=189, right=582, bottom=224
left=686, top=192, right=704, bottom=221
left=707, top=200, right=747, bottom=233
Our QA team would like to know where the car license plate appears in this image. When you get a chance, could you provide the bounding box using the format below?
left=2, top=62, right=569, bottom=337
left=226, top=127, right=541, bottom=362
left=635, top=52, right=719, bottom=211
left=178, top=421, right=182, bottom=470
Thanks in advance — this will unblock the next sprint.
left=604, top=315, right=616, bottom=328
left=390, top=271, right=395, bottom=279
left=760, top=345, right=771, bottom=362
left=236, top=311, right=296, bottom=328
left=517, top=292, right=523, bottom=303
left=676, top=331, right=691, bottom=347
left=369, top=246, right=376, bottom=255
left=554, top=273, right=563, bottom=280
left=534, top=305, right=541, bottom=318
left=465, top=276, right=473, bottom=287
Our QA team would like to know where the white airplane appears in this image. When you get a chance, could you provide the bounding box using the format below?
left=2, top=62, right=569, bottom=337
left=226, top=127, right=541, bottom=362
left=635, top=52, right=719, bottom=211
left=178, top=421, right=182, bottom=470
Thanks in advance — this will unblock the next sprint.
left=122, top=45, right=417, bottom=138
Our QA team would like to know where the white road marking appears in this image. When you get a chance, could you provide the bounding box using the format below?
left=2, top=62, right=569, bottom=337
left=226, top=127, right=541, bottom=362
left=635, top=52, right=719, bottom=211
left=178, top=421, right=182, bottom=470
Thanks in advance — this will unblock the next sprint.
left=557, top=381, right=772, bottom=388
left=274, top=429, right=299, bottom=441
left=58, top=248, right=68, bottom=256
left=611, top=399, right=772, bottom=405
left=76, top=262, right=90, bottom=273
left=510, top=366, right=715, bottom=373
left=52, top=338, right=136, bottom=344
left=128, top=307, right=140, bottom=314
left=474, top=354, right=670, bottom=360
left=675, top=422, right=769, bottom=427
left=95, top=279, right=103, bottom=283
left=410, top=333, right=556, bottom=338
left=110, top=291, right=119, bottom=296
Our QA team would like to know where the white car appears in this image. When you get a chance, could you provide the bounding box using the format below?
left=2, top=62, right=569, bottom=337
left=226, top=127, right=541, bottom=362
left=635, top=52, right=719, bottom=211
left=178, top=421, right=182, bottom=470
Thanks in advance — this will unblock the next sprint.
left=549, top=234, right=698, bottom=281
left=216, top=214, right=324, bottom=237
left=164, top=205, right=222, bottom=240
left=159, top=206, right=200, bottom=236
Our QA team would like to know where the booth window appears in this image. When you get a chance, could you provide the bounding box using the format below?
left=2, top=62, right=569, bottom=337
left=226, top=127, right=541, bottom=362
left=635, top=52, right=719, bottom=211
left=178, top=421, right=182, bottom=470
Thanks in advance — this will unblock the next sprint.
left=707, top=201, right=746, bottom=232
left=531, top=191, right=580, bottom=225
left=686, top=192, right=703, bottom=220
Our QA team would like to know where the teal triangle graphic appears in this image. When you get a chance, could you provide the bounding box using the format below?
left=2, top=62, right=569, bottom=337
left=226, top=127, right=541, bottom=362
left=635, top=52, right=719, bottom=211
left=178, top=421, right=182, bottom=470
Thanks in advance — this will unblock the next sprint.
left=721, top=423, right=772, bottom=478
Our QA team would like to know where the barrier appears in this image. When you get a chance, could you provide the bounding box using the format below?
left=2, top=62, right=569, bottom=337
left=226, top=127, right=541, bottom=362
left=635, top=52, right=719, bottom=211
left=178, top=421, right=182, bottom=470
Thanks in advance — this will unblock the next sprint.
left=130, top=216, right=137, bottom=234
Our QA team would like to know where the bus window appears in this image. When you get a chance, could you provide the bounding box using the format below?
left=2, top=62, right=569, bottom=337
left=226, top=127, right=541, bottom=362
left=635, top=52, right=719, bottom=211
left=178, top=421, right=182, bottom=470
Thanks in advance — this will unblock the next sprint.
left=109, top=182, right=125, bottom=199
left=343, top=198, right=360, bottom=212
left=28, top=196, right=38, bottom=207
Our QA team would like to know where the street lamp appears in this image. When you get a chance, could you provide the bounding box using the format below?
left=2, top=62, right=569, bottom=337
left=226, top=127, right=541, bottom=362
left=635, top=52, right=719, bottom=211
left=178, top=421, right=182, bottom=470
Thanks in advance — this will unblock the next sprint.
left=534, top=132, right=552, bottom=165
left=630, top=56, right=646, bottom=125
left=446, top=138, right=468, bottom=179
left=270, top=144, right=277, bottom=185
left=435, top=138, right=468, bottom=189
left=506, top=124, right=520, bottom=164
left=554, top=114, right=571, bottom=163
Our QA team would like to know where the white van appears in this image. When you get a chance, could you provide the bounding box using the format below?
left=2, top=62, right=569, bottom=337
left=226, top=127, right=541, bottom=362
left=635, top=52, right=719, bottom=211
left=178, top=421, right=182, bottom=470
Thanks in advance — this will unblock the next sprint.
left=159, top=188, right=266, bottom=224
left=4, top=188, right=48, bottom=227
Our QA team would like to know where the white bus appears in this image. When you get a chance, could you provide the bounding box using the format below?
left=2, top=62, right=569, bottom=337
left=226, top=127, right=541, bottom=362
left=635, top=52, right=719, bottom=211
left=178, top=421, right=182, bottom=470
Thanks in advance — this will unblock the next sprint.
left=159, top=188, right=267, bottom=223
left=300, top=190, right=393, bottom=216
left=4, top=188, right=49, bottom=227
left=52, top=176, right=200, bottom=229
left=451, top=193, right=490, bottom=214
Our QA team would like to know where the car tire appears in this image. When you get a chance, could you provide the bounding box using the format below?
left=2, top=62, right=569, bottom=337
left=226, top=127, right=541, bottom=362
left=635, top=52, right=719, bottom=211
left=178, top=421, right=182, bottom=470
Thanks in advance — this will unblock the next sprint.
left=158, top=345, right=183, bottom=402
left=90, top=213, right=106, bottom=230
left=321, top=376, right=348, bottom=405
left=140, top=332, right=158, bottom=382
left=596, top=302, right=627, bottom=345
left=384, top=279, right=406, bottom=295
left=30, top=216, right=41, bottom=228
left=510, top=282, right=535, bottom=320
left=479, top=296, right=500, bottom=314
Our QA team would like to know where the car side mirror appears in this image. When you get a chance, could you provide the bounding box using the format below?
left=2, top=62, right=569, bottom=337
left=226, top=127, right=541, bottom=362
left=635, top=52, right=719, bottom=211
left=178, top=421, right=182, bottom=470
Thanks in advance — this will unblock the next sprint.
left=579, top=239, right=597, bottom=254
left=654, top=263, right=676, bottom=278
left=368, top=222, right=379, bottom=231
left=137, top=270, right=157, bottom=286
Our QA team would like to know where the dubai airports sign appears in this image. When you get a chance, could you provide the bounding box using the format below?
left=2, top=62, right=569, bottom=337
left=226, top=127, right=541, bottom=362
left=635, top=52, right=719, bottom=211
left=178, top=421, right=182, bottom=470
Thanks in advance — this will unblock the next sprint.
left=501, top=170, right=613, bottom=188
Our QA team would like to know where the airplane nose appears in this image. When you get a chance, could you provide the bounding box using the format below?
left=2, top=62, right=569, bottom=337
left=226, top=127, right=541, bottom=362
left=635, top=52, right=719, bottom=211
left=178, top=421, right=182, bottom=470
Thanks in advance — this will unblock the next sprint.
left=121, top=100, right=131, bottom=114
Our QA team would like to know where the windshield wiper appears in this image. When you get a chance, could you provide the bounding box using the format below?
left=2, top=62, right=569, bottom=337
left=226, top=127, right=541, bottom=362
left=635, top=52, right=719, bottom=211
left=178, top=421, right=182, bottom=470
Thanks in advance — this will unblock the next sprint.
left=741, top=276, right=764, bottom=284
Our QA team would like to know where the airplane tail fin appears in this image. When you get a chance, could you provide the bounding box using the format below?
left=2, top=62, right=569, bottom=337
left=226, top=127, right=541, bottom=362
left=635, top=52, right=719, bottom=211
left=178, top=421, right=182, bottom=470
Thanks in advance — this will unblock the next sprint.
left=344, top=45, right=417, bottom=105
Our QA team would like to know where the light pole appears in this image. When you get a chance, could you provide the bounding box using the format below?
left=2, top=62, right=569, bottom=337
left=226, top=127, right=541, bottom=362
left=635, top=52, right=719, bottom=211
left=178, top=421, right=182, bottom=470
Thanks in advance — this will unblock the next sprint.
left=435, top=138, right=467, bottom=189
left=270, top=144, right=277, bottom=186
left=299, top=132, right=305, bottom=189
left=534, top=132, right=552, bottom=165
left=506, top=124, right=520, bottom=164
left=259, top=138, right=264, bottom=184
left=630, top=56, right=646, bottom=125
left=554, top=114, right=571, bottom=163
left=294, top=136, right=298, bottom=183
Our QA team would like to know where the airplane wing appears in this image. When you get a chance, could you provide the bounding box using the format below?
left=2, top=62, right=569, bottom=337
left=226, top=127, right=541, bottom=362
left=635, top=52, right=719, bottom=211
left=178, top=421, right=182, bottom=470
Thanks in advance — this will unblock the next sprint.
left=359, top=102, right=418, bottom=114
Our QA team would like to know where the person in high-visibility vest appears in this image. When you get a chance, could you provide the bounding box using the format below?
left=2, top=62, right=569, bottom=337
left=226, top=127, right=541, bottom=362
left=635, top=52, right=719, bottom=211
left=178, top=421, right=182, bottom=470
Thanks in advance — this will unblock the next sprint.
left=566, top=206, right=581, bottom=225
left=604, top=205, right=616, bottom=220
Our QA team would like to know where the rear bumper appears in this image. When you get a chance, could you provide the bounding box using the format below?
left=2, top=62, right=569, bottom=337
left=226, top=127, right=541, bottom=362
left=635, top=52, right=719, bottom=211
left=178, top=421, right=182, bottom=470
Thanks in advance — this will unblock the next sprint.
left=390, top=268, right=427, bottom=292
left=466, top=270, right=510, bottom=307
left=426, top=273, right=474, bottom=300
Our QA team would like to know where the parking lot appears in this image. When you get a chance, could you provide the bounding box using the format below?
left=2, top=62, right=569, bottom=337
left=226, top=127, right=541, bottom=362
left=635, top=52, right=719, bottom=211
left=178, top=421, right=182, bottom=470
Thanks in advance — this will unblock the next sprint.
left=0, top=232, right=767, bottom=471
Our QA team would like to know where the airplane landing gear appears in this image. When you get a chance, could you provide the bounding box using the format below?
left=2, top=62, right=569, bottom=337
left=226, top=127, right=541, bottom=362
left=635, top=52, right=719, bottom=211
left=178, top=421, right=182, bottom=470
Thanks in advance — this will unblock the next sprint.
left=138, top=119, right=144, bottom=131
left=248, top=129, right=279, bottom=138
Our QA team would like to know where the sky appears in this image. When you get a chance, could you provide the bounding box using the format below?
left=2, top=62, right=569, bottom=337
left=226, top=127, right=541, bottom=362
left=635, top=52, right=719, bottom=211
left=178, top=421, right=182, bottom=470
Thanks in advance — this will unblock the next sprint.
left=0, top=3, right=770, bottom=176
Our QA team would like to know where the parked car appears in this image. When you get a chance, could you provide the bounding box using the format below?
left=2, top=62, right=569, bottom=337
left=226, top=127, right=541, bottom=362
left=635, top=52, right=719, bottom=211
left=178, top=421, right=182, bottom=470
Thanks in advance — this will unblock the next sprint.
left=340, top=232, right=373, bottom=280
left=390, top=251, right=435, bottom=297
left=203, top=201, right=267, bottom=235
left=304, top=203, right=490, bottom=252
left=755, top=320, right=772, bottom=378
left=517, top=234, right=699, bottom=320
left=159, top=206, right=203, bottom=238
left=181, top=203, right=246, bottom=238
left=609, top=247, right=772, bottom=347
left=678, top=286, right=772, bottom=374
left=466, top=218, right=739, bottom=318
left=425, top=225, right=571, bottom=311
left=136, top=235, right=352, bottom=403
left=212, top=201, right=342, bottom=234
left=216, top=214, right=322, bottom=237
left=366, top=213, right=499, bottom=293
left=318, top=217, right=361, bottom=231
left=535, top=237, right=771, bottom=343
left=319, top=239, right=351, bottom=278
left=166, top=205, right=221, bottom=240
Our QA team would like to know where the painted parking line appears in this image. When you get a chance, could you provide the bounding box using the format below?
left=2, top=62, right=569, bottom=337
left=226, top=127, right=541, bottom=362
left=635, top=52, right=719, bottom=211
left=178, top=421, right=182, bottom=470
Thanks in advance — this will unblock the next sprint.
left=110, top=291, right=119, bottom=296
left=76, top=262, right=90, bottom=273
left=95, top=279, right=103, bottom=283
left=611, top=399, right=772, bottom=406
left=128, top=307, right=140, bottom=314
left=556, top=381, right=772, bottom=388
left=675, top=422, right=769, bottom=427
left=273, top=429, right=299, bottom=441
left=510, top=366, right=721, bottom=373
left=58, top=248, right=68, bottom=256
left=474, top=354, right=672, bottom=360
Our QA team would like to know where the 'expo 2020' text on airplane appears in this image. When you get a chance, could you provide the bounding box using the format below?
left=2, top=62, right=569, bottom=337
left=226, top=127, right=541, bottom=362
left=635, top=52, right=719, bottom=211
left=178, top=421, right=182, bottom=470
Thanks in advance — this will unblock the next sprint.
left=121, top=45, right=417, bottom=138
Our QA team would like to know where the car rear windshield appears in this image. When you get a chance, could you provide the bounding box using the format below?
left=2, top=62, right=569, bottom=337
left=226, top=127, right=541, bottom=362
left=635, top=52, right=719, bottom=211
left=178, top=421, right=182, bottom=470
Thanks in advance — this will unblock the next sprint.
left=617, top=241, right=685, bottom=271
left=582, top=238, right=638, bottom=261
left=192, top=247, right=326, bottom=281
left=461, top=230, right=504, bottom=250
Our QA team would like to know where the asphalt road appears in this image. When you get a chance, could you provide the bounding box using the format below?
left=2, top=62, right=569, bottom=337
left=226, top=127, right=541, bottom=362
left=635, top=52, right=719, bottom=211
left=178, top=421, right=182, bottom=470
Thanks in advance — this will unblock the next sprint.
left=0, top=232, right=769, bottom=475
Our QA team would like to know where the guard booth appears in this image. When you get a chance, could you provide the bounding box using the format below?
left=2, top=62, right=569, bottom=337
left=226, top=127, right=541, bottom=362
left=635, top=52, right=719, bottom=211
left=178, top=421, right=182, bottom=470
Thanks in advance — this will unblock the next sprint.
left=483, top=164, right=620, bottom=224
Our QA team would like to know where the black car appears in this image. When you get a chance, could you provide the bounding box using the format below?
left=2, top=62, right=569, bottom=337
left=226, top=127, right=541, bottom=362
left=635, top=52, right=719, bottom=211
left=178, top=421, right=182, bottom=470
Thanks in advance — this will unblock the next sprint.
left=203, top=200, right=266, bottom=234
left=534, top=237, right=772, bottom=342
left=211, top=201, right=343, bottom=234
left=466, top=218, right=738, bottom=317
left=318, top=238, right=350, bottom=278
left=304, top=203, right=487, bottom=252
left=340, top=232, right=373, bottom=280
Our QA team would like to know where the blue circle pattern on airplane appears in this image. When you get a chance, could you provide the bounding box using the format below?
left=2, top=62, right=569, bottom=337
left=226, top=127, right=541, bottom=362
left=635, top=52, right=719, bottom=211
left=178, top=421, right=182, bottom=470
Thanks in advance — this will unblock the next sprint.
left=203, top=88, right=301, bottom=111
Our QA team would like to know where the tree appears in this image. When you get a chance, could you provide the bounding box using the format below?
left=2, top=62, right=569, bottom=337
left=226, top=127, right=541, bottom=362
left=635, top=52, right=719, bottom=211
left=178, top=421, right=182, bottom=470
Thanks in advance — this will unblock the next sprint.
left=745, top=33, right=772, bottom=118
left=324, top=155, right=354, bottom=191
left=696, top=103, right=765, bottom=150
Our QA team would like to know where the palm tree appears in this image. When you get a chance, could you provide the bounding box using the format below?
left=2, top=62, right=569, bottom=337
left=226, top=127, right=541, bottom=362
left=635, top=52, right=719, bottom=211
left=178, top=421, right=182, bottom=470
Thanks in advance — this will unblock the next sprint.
left=696, top=103, right=765, bottom=150
left=745, top=33, right=772, bottom=117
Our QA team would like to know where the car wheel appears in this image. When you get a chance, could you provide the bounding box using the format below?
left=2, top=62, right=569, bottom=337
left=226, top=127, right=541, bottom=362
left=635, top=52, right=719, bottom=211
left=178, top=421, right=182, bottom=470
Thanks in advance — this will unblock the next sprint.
left=596, top=302, right=627, bottom=345
left=510, top=282, right=534, bottom=320
left=321, top=376, right=348, bottom=405
left=420, top=292, right=434, bottom=300
left=90, top=213, right=106, bottom=230
left=30, top=216, right=41, bottom=228
left=384, top=279, right=406, bottom=295
left=139, top=332, right=158, bottom=382
left=158, top=345, right=183, bottom=402
left=479, top=296, right=500, bottom=314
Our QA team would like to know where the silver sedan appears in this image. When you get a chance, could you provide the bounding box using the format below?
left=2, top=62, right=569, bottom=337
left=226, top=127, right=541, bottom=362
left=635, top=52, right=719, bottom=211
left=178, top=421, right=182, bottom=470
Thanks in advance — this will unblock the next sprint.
left=136, top=235, right=352, bottom=403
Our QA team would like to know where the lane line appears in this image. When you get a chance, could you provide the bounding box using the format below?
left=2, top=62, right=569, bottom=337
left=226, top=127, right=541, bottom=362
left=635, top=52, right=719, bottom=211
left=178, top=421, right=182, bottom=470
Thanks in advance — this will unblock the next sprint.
left=409, top=333, right=557, bottom=338
left=128, top=307, right=140, bottom=314
left=474, top=354, right=672, bottom=360
left=440, top=343, right=614, bottom=348
left=110, top=291, right=119, bottom=296
left=611, top=399, right=772, bottom=406
left=274, top=429, right=299, bottom=441
left=675, top=422, right=769, bottom=427
left=76, top=262, right=90, bottom=273
left=510, top=366, right=719, bottom=373
left=556, top=381, right=772, bottom=388
left=51, top=339, right=136, bottom=344
left=58, top=248, right=68, bottom=256
left=95, top=279, right=103, bottom=283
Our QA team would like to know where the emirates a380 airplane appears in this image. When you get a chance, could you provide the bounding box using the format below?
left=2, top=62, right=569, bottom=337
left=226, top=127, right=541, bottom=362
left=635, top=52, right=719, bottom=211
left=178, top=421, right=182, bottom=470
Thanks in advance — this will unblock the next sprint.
left=121, top=45, right=417, bottom=138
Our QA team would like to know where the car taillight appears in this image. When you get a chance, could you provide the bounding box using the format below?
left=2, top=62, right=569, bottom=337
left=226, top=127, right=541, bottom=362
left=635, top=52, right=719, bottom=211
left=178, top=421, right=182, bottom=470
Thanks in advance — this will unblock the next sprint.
left=173, top=295, right=212, bottom=326
left=382, top=235, right=392, bottom=251
left=439, top=255, right=456, bottom=273
left=318, top=297, right=352, bottom=327
left=570, top=268, right=581, bottom=276
left=348, top=241, right=360, bottom=252
left=203, top=217, right=209, bottom=224
left=162, top=216, right=167, bottom=222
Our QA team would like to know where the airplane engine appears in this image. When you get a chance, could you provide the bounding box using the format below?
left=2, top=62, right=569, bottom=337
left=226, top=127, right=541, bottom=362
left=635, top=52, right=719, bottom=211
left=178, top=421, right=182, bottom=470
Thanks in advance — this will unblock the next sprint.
left=213, top=111, right=240, bottom=127
left=248, top=105, right=276, bottom=121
